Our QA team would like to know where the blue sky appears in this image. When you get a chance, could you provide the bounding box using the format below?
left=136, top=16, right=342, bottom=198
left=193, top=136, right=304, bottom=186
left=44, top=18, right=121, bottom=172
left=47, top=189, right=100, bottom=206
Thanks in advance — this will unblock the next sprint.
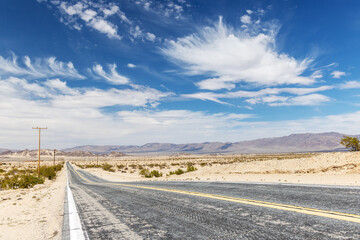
left=1, top=0, right=360, bottom=149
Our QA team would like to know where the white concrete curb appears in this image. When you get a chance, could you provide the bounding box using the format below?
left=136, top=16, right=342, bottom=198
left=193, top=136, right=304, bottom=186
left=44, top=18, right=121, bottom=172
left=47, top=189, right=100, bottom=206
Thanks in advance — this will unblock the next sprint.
left=66, top=166, right=86, bottom=240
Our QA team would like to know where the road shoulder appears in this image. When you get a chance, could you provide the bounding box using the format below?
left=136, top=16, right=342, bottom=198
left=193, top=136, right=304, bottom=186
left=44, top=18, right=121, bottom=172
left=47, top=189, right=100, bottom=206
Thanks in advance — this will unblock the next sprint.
left=0, top=168, right=66, bottom=240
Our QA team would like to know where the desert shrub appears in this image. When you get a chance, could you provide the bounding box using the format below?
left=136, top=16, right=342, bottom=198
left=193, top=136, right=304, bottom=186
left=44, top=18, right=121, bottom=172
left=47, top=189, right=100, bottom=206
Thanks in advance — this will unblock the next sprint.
left=139, top=169, right=163, bottom=178
left=129, top=164, right=137, bottom=169
left=170, top=169, right=185, bottom=175
left=1, top=175, right=19, bottom=189
left=0, top=168, right=5, bottom=173
left=139, top=169, right=152, bottom=178
left=117, top=164, right=125, bottom=169
left=83, top=164, right=101, bottom=168
left=187, top=164, right=197, bottom=172
left=137, top=165, right=144, bottom=170
left=19, top=175, right=44, bottom=188
left=39, top=166, right=55, bottom=180
left=101, top=163, right=115, bottom=172
left=0, top=174, right=44, bottom=189
left=39, top=164, right=63, bottom=180
left=150, top=170, right=162, bottom=177
left=75, top=164, right=84, bottom=169
left=200, top=163, right=207, bottom=167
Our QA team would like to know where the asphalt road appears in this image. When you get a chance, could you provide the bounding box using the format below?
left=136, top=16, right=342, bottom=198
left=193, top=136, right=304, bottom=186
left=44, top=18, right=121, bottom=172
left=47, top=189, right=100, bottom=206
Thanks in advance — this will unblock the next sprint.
left=63, top=163, right=360, bottom=239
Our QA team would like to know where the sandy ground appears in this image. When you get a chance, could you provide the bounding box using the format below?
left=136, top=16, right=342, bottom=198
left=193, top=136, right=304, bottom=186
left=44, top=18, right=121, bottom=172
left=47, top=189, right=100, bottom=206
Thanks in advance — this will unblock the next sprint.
left=0, top=167, right=66, bottom=240
left=79, top=152, right=360, bottom=186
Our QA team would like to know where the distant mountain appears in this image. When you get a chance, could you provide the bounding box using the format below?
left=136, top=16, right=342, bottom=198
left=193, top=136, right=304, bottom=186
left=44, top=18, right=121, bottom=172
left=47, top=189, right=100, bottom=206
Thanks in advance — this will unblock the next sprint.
left=0, top=149, right=126, bottom=157
left=63, top=132, right=358, bottom=155
left=0, top=148, right=12, bottom=153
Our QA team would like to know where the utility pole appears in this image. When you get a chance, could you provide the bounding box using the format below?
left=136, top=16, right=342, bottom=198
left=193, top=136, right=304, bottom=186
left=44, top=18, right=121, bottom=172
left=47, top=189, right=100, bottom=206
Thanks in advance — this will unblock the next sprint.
left=97, top=154, right=99, bottom=166
left=32, top=127, right=47, bottom=178
left=53, top=149, right=56, bottom=166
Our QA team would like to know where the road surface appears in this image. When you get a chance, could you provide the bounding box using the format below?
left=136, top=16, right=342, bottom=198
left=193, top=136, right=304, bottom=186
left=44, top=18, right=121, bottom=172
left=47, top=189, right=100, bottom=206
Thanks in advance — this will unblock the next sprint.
left=63, top=163, right=360, bottom=239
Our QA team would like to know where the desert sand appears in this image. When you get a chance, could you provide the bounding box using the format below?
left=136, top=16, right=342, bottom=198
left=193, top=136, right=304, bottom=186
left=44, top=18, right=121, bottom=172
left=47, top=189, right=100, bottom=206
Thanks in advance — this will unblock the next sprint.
left=0, top=166, right=66, bottom=240
left=75, top=152, right=360, bottom=186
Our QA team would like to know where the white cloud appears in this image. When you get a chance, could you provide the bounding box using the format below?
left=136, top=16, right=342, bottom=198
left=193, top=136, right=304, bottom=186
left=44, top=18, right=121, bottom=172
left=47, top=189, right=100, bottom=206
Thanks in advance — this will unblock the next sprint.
left=92, top=63, right=129, bottom=85
left=183, top=86, right=333, bottom=106
left=43, top=78, right=78, bottom=95
left=0, top=54, right=84, bottom=79
left=129, top=25, right=157, bottom=41
left=136, top=0, right=187, bottom=19
left=311, top=70, right=323, bottom=79
left=89, top=18, right=120, bottom=39
left=60, top=2, right=84, bottom=15
left=240, top=15, right=251, bottom=24
left=58, top=1, right=122, bottom=39
left=146, top=32, right=156, bottom=41
left=339, top=81, right=360, bottom=89
left=331, top=70, right=346, bottom=79
left=162, top=17, right=316, bottom=90
left=103, top=5, right=119, bottom=17
left=196, top=76, right=235, bottom=90
left=1, top=77, right=360, bottom=149
left=39, top=1, right=158, bottom=42
left=246, top=10, right=253, bottom=15
left=0, top=76, right=256, bottom=149
left=51, top=86, right=170, bottom=108
left=127, top=63, right=136, bottom=68
left=0, top=76, right=170, bottom=114
left=268, top=94, right=330, bottom=106
left=81, top=9, right=97, bottom=22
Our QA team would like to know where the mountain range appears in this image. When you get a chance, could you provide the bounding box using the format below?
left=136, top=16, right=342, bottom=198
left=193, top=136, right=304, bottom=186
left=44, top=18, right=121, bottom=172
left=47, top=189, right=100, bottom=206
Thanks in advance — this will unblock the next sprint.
left=1, top=132, right=357, bottom=156
left=0, top=149, right=126, bottom=157
left=62, top=132, right=356, bottom=155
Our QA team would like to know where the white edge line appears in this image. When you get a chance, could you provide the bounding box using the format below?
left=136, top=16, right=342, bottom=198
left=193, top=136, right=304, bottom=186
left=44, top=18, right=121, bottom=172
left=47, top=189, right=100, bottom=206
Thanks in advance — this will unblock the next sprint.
left=66, top=163, right=86, bottom=240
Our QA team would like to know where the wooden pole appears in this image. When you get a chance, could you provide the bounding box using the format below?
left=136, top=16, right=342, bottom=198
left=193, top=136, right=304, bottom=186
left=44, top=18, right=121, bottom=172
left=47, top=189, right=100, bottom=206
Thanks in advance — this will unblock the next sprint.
left=32, top=127, right=47, bottom=178
left=53, top=149, right=56, bottom=166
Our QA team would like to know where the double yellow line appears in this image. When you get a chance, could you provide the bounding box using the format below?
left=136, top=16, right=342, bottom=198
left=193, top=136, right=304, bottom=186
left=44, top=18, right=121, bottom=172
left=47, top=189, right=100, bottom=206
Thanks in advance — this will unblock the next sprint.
left=71, top=165, right=360, bottom=224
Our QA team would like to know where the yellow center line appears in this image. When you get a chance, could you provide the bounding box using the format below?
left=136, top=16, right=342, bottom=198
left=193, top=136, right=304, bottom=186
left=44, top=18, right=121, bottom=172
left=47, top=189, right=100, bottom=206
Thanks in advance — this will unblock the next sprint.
left=70, top=165, right=360, bottom=224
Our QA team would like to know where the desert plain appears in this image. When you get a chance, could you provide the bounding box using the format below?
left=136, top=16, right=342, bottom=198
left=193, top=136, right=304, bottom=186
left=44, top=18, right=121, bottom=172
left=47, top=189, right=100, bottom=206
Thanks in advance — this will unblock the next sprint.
left=0, top=151, right=360, bottom=239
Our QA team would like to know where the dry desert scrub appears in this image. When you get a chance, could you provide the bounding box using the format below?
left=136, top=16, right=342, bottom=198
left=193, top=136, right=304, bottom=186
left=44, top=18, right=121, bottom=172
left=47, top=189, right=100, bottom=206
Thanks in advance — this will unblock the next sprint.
left=0, top=163, right=64, bottom=189
left=69, top=152, right=360, bottom=179
left=70, top=153, right=319, bottom=177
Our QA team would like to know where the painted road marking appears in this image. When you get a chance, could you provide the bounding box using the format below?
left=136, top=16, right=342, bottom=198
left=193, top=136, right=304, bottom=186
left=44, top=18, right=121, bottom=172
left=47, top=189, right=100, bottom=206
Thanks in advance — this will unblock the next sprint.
left=67, top=165, right=86, bottom=240
left=70, top=165, right=360, bottom=224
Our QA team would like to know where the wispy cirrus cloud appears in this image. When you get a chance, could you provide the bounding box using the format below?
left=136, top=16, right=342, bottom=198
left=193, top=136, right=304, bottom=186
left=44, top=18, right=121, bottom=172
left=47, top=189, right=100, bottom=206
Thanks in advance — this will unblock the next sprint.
left=91, top=63, right=129, bottom=85
left=162, top=16, right=319, bottom=90
left=0, top=53, right=84, bottom=79
left=266, top=94, right=330, bottom=106
left=183, top=86, right=333, bottom=106
left=0, top=76, right=171, bottom=109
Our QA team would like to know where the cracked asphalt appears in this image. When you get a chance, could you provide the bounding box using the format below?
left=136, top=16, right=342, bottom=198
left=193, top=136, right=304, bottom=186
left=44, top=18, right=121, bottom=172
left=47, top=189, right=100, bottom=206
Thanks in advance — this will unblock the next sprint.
left=64, top=163, right=360, bottom=239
